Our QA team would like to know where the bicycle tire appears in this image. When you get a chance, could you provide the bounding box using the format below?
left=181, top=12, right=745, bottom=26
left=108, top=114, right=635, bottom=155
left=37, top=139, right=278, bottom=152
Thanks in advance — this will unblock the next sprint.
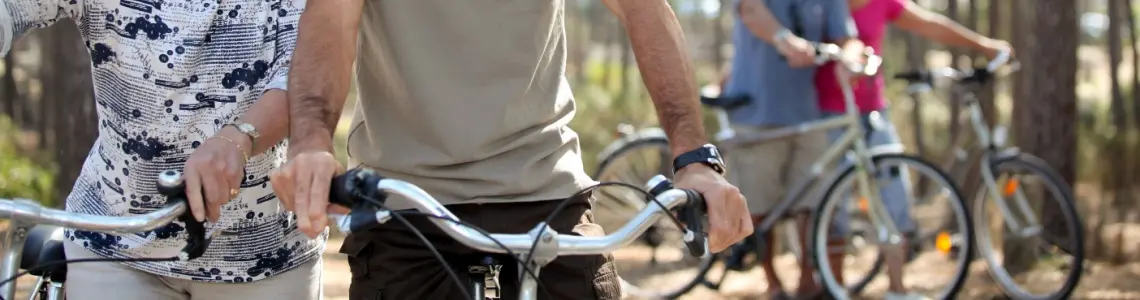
left=843, top=227, right=884, bottom=295
left=593, top=134, right=712, bottom=299
left=972, top=152, right=1084, bottom=300
left=811, top=154, right=973, bottom=300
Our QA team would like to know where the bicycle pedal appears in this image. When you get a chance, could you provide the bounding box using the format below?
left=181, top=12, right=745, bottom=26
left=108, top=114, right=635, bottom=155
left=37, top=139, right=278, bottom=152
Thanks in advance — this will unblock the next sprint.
left=485, top=276, right=501, bottom=299
left=485, top=265, right=503, bottom=299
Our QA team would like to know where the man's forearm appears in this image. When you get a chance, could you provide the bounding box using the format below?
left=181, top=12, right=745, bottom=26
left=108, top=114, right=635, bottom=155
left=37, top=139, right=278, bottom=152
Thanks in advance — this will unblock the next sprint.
left=738, top=0, right=785, bottom=45
left=912, top=15, right=993, bottom=51
left=286, top=0, right=363, bottom=153
left=620, top=1, right=706, bottom=156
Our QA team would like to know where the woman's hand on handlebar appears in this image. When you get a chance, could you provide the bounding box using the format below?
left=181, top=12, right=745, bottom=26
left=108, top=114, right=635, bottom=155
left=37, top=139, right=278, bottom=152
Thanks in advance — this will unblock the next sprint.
left=981, top=39, right=1013, bottom=61
left=673, top=164, right=753, bottom=253
left=183, top=128, right=251, bottom=222
left=270, top=150, right=349, bottom=238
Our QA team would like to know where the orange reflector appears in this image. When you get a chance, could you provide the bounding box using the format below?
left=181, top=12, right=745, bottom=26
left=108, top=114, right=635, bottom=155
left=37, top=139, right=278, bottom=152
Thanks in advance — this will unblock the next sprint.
left=857, top=197, right=869, bottom=212
left=936, top=232, right=953, bottom=254
left=1003, top=178, right=1020, bottom=197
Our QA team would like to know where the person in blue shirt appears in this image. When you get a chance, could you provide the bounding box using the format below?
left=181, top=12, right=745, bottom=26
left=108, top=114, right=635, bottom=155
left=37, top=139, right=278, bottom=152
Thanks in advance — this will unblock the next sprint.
left=719, top=0, right=864, bottom=298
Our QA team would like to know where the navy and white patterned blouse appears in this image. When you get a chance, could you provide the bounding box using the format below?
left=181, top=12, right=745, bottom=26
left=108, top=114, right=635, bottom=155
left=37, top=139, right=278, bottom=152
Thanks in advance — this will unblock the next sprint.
left=0, top=0, right=323, bottom=282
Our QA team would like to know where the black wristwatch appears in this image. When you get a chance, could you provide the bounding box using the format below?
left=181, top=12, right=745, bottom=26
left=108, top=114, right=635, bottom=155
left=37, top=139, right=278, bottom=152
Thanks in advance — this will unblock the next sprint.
left=672, top=144, right=727, bottom=175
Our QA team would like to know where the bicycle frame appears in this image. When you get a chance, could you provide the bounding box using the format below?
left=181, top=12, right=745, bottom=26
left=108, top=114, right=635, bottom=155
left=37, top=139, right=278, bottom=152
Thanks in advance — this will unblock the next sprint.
left=710, top=65, right=905, bottom=247
left=901, top=72, right=1041, bottom=238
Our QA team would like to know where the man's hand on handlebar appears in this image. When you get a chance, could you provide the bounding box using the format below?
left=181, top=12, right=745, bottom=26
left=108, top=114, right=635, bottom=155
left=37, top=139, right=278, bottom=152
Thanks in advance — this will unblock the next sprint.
left=673, top=164, right=752, bottom=253
left=270, top=151, right=350, bottom=238
left=776, top=33, right=817, bottom=68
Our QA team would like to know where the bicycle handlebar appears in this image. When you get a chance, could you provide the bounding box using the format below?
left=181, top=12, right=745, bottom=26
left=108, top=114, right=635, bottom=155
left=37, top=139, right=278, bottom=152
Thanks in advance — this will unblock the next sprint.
left=812, top=43, right=883, bottom=77
left=0, top=170, right=209, bottom=261
left=893, top=48, right=1017, bottom=86
left=328, top=168, right=711, bottom=258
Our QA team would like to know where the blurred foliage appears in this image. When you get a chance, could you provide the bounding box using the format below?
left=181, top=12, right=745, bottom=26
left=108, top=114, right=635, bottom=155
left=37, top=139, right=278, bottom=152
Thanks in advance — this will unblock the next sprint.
left=0, top=116, right=55, bottom=204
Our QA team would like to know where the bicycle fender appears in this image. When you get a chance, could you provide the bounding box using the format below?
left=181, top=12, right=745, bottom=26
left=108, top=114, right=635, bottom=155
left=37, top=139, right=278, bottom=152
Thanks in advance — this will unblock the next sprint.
left=843, top=143, right=906, bottom=161
left=596, top=127, right=668, bottom=162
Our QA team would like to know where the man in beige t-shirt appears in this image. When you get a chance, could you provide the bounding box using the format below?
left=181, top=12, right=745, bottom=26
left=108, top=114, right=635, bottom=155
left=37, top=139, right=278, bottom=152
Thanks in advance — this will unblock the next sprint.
left=270, top=1, right=753, bottom=299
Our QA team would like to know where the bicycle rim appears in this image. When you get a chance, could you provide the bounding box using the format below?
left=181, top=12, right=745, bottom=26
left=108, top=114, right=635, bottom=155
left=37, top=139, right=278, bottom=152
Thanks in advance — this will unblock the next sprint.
left=812, top=154, right=972, bottom=300
left=972, top=153, right=1084, bottom=300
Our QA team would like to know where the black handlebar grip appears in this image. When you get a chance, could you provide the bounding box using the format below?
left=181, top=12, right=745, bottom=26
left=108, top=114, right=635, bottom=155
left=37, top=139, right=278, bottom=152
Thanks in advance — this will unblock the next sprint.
left=328, top=171, right=357, bottom=208
left=679, top=189, right=709, bottom=257
left=156, top=170, right=209, bottom=260
left=646, top=176, right=710, bottom=258
left=328, top=168, right=387, bottom=209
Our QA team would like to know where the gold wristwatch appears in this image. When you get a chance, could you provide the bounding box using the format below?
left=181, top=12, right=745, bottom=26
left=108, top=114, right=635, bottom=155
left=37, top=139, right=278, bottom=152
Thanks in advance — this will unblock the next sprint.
left=227, top=122, right=260, bottom=151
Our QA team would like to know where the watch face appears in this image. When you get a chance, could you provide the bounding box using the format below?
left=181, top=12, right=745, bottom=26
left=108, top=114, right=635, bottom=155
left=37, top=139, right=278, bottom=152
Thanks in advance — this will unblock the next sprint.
left=705, top=144, right=721, bottom=159
left=703, top=144, right=727, bottom=174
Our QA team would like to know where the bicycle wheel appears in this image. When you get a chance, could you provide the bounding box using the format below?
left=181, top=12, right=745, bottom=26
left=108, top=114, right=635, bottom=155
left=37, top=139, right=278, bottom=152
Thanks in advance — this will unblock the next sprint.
left=972, top=152, right=1084, bottom=300
left=811, top=154, right=972, bottom=300
left=592, top=134, right=714, bottom=299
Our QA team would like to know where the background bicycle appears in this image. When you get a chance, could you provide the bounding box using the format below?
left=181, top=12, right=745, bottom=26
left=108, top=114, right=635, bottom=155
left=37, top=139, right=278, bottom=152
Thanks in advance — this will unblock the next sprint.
left=593, top=46, right=973, bottom=300
left=895, top=57, right=1085, bottom=300
left=3, top=0, right=1137, bottom=299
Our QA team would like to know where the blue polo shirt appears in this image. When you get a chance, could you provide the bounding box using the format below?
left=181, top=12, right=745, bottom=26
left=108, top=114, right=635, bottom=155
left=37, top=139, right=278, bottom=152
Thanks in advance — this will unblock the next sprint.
left=724, top=0, right=857, bottom=126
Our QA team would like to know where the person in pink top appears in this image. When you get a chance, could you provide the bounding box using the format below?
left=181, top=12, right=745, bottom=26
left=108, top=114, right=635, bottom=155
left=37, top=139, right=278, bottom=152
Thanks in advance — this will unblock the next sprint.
left=811, top=0, right=1012, bottom=299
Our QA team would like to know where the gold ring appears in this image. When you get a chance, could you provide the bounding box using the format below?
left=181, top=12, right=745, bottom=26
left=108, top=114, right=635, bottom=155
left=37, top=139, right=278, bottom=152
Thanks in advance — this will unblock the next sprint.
left=230, top=188, right=240, bottom=198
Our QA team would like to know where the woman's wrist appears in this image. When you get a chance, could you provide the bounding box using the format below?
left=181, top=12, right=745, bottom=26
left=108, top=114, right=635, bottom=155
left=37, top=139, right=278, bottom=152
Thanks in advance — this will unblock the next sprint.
left=216, top=126, right=253, bottom=161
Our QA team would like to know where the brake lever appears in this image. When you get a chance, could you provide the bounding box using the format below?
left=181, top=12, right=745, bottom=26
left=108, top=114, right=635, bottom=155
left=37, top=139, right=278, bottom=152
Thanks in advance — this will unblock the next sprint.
left=156, top=170, right=210, bottom=261
left=328, top=168, right=390, bottom=234
left=646, top=175, right=710, bottom=258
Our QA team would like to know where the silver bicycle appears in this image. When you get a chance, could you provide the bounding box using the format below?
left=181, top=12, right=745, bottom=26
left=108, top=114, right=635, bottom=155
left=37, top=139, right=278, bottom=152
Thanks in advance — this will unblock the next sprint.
left=330, top=168, right=712, bottom=300
left=593, top=44, right=972, bottom=299
left=0, top=170, right=208, bottom=300
left=894, top=52, right=1084, bottom=300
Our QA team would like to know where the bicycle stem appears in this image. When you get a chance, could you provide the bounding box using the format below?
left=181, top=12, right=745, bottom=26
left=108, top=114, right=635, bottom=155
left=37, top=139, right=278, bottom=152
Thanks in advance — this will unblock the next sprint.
left=0, top=220, right=29, bottom=300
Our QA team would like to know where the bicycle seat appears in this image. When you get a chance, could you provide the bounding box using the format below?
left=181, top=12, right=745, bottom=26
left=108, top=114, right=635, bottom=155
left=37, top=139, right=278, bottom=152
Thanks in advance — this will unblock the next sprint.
left=699, top=95, right=750, bottom=110
left=892, top=69, right=933, bottom=85
left=20, top=225, right=68, bottom=282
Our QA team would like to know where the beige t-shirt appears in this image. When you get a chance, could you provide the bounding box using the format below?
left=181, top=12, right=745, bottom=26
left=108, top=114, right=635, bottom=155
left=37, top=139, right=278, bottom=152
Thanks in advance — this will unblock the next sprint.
left=347, top=0, right=594, bottom=209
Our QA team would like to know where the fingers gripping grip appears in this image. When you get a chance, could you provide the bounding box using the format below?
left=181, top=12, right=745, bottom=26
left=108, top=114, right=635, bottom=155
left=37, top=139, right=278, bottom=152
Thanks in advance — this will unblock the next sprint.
left=646, top=177, right=710, bottom=258
left=328, top=168, right=389, bottom=233
left=156, top=170, right=210, bottom=260
left=679, top=189, right=709, bottom=257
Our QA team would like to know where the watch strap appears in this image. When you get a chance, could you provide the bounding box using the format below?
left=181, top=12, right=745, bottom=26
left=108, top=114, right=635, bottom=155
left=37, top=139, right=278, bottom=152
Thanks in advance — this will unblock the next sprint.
left=226, top=122, right=259, bottom=152
left=672, top=144, right=726, bottom=175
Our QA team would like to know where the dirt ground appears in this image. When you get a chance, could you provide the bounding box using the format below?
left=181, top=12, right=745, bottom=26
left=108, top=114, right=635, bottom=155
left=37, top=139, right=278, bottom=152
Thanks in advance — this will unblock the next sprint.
left=318, top=238, right=1140, bottom=300
left=8, top=237, right=1140, bottom=299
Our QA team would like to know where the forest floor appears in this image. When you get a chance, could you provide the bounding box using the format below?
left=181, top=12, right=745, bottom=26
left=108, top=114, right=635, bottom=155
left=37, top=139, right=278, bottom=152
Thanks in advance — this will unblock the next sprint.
left=316, top=238, right=1140, bottom=300
left=3, top=232, right=1138, bottom=300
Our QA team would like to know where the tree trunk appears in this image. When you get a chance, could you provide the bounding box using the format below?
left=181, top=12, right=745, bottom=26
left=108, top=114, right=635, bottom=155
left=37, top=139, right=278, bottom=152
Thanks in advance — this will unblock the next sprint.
left=1106, top=0, right=1135, bottom=263
left=945, top=0, right=963, bottom=151
left=957, top=0, right=988, bottom=209
left=617, top=23, right=632, bottom=103
left=1008, top=0, right=1079, bottom=274
left=904, top=0, right=928, bottom=158
left=1129, top=0, right=1140, bottom=132
left=1, top=55, right=17, bottom=121
left=713, top=0, right=729, bottom=70
left=42, top=21, right=97, bottom=206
